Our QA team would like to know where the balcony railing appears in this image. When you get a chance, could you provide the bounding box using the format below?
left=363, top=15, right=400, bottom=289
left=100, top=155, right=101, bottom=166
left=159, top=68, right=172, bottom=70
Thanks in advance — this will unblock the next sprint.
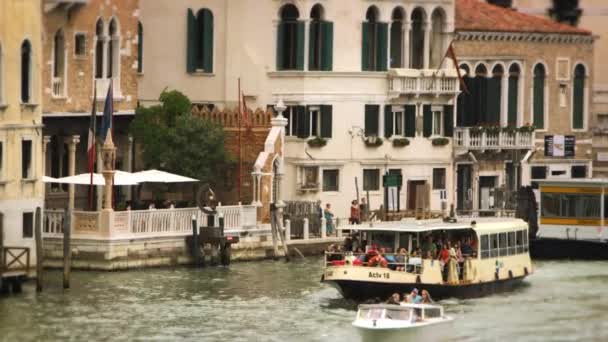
left=453, top=127, right=534, bottom=150
left=51, top=77, right=64, bottom=97
left=388, top=69, right=459, bottom=98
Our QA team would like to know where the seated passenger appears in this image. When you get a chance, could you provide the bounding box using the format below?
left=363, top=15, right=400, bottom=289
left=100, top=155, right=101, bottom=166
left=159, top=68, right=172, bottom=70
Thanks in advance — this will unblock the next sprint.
left=400, top=293, right=411, bottom=305
left=409, top=288, right=422, bottom=304
left=386, top=292, right=401, bottom=305
left=421, top=289, right=434, bottom=304
left=394, top=248, right=408, bottom=271
left=368, top=253, right=388, bottom=268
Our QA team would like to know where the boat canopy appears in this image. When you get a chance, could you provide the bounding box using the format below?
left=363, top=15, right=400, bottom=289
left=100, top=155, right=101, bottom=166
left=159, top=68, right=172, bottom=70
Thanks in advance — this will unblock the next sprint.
left=338, top=218, right=528, bottom=235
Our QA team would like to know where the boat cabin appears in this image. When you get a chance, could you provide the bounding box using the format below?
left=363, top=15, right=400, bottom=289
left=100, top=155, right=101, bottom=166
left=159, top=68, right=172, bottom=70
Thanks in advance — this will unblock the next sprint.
left=356, top=304, right=444, bottom=323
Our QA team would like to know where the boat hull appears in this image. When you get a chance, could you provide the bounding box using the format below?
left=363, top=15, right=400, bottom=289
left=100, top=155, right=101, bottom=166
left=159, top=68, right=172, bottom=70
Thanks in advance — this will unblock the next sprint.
left=325, top=276, right=527, bottom=301
left=531, top=238, right=608, bottom=260
left=354, top=320, right=453, bottom=342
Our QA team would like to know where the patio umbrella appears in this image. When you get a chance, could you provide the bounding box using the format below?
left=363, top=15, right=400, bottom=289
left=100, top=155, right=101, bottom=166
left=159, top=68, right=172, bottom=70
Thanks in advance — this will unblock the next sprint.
left=52, top=171, right=139, bottom=186
left=42, top=176, right=59, bottom=183
left=131, top=169, right=198, bottom=183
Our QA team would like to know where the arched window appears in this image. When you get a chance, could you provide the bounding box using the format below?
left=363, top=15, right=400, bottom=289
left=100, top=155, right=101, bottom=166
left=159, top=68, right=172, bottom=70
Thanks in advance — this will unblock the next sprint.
left=507, top=64, right=521, bottom=126
left=137, top=21, right=143, bottom=73
left=390, top=7, right=405, bottom=68
left=187, top=8, right=214, bottom=73
left=487, top=65, right=503, bottom=125
left=456, top=64, right=471, bottom=126
left=533, top=64, right=546, bottom=129
left=276, top=4, right=303, bottom=71
left=410, top=8, right=425, bottom=69
left=107, top=18, right=119, bottom=78
left=572, top=64, right=585, bottom=129
left=95, top=19, right=104, bottom=79
left=430, top=8, right=445, bottom=69
left=362, top=6, right=387, bottom=71
left=21, top=40, right=32, bottom=103
left=309, top=4, right=333, bottom=71
left=53, top=29, right=65, bottom=97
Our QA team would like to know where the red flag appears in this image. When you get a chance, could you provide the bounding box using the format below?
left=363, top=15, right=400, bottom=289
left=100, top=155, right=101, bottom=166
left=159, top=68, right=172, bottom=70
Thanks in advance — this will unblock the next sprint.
left=87, top=81, right=97, bottom=210
left=446, top=42, right=470, bottom=95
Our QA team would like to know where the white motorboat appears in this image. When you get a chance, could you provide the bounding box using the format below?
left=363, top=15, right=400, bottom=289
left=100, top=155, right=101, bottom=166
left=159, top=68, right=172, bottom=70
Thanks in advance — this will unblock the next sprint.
left=352, top=303, right=454, bottom=342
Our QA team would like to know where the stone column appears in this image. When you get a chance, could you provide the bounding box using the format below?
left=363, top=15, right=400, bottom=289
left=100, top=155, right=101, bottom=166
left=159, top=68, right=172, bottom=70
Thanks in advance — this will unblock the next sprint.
left=423, top=20, right=430, bottom=70
left=127, top=136, right=134, bottom=201
left=42, top=136, right=51, bottom=193
left=66, top=135, right=80, bottom=211
left=403, top=21, right=411, bottom=68
left=100, top=133, right=117, bottom=237
left=272, top=99, right=288, bottom=208
left=501, top=71, right=509, bottom=126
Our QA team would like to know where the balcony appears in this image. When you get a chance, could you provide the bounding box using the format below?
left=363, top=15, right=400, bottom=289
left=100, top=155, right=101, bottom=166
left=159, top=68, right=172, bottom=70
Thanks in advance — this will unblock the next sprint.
left=453, top=127, right=534, bottom=150
left=51, top=77, right=64, bottom=98
left=388, top=69, right=460, bottom=98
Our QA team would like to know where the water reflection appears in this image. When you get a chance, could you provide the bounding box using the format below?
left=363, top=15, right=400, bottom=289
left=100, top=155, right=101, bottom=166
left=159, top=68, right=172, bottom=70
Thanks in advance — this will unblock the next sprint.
left=1, top=260, right=608, bottom=341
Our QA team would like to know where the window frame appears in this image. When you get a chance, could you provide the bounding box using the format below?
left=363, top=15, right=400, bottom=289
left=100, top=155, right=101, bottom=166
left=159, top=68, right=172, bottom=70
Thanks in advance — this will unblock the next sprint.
left=21, top=138, right=33, bottom=180
left=74, top=32, right=87, bottom=58
left=393, top=109, right=405, bottom=137
left=23, top=212, right=34, bottom=239
left=532, top=63, right=548, bottom=131
left=0, top=139, right=4, bottom=180
left=363, top=168, right=380, bottom=191
left=431, top=109, right=443, bottom=137
left=322, top=169, right=340, bottom=192
left=571, top=63, right=586, bottom=131
left=432, top=168, right=446, bottom=190
left=20, top=40, right=33, bottom=104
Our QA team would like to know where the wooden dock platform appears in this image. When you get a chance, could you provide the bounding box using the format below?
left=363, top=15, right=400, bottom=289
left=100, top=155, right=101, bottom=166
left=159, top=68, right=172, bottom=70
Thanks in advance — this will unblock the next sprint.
left=1, top=247, right=30, bottom=296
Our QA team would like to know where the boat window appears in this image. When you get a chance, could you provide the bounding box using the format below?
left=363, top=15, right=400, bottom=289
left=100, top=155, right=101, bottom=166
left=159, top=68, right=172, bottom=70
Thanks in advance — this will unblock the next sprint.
left=371, top=232, right=396, bottom=252
left=490, top=234, right=499, bottom=258
left=480, top=234, right=490, bottom=259
left=359, top=308, right=384, bottom=320
left=516, top=230, right=524, bottom=254
left=498, top=233, right=508, bottom=257
left=507, top=231, right=516, bottom=256
left=523, top=230, right=529, bottom=252
left=541, top=192, right=601, bottom=219
left=386, top=308, right=412, bottom=320
left=424, top=307, right=442, bottom=319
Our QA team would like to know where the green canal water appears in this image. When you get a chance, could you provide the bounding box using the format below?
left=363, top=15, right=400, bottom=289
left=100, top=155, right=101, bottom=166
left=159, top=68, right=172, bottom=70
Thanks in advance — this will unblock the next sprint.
left=1, top=259, right=608, bottom=341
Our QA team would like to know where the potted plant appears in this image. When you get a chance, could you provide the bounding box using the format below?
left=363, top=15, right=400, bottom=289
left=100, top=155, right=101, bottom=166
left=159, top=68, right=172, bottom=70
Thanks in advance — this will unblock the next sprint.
left=501, top=126, right=518, bottom=134
left=392, top=137, right=410, bottom=147
left=364, top=135, right=383, bottom=147
left=307, top=136, right=327, bottom=148
left=431, top=137, right=450, bottom=146
left=518, top=124, right=535, bottom=133
left=485, top=125, right=501, bottom=135
left=469, top=126, right=484, bottom=135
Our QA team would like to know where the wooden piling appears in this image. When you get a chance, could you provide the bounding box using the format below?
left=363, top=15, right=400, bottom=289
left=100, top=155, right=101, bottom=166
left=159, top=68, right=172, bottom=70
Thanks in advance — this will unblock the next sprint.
left=191, top=215, right=201, bottom=266
left=63, top=210, right=71, bottom=289
left=35, top=207, right=43, bottom=292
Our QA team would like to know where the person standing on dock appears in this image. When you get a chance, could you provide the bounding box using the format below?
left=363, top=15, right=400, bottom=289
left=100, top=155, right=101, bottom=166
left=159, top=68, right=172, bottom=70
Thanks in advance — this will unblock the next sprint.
left=324, top=203, right=335, bottom=236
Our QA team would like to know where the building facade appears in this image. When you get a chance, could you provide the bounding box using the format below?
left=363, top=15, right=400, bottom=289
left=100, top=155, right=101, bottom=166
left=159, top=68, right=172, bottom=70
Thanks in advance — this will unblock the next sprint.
left=0, top=0, right=45, bottom=262
left=139, top=0, right=460, bottom=218
left=453, top=0, right=594, bottom=213
left=42, top=0, right=140, bottom=210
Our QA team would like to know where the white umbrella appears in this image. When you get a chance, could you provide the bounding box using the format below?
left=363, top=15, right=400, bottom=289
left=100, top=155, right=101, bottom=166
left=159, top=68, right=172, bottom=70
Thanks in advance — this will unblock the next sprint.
left=132, top=169, right=198, bottom=183
left=43, top=176, right=59, bottom=183
left=52, top=171, right=139, bottom=186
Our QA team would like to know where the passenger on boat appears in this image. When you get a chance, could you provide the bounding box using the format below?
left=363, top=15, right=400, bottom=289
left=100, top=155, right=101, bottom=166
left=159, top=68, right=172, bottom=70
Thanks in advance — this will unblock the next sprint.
left=409, top=288, right=422, bottom=304
left=395, top=248, right=408, bottom=271
left=438, top=244, right=450, bottom=265
left=351, top=236, right=360, bottom=252
left=461, top=237, right=474, bottom=256
left=326, top=244, right=342, bottom=262
left=349, top=200, right=360, bottom=224
left=386, top=293, right=401, bottom=305
left=324, top=203, right=335, bottom=236
left=367, top=249, right=388, bottom=267
left=381, top=248, right=397, bottom=270
left=343, top=236, right=352, bottom=252
left=421, top=290, right=434, bottom=304
left=401, top=293, right=410, bottom=304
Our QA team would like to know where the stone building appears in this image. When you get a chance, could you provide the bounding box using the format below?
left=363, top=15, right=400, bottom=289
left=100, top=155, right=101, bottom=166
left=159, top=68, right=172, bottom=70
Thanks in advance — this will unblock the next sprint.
left=42, top=0, right=140, bottom=210
left=139, top=0, right=460, bottom=218
left=453, top=0, right=594, bottom=213
left=0, top=0, right=45, bottom=263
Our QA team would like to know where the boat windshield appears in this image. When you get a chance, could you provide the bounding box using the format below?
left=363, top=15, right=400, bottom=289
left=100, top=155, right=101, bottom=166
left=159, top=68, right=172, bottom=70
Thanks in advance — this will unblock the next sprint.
left=424, top=307, right=442, bottom=319
left=385, top=308, right=412, bottom=321
left=358, top=308, right=384, bottom=320
left=358, top=307, right=413, bottom=321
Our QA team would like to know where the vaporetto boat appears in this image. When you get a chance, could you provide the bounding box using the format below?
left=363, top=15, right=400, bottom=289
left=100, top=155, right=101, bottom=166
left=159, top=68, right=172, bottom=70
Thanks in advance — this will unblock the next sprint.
left=322, top=218, right=533, bottom=300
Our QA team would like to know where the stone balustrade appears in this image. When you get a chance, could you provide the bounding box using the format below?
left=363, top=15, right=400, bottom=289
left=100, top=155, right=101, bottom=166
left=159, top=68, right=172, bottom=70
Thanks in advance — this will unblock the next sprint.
left=453, top=127, right=534, bottom=150
left=388, top=68, right=460, bottom=98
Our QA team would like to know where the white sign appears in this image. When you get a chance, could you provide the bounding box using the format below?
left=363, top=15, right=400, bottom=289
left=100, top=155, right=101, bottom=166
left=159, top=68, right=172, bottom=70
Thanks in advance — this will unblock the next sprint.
left=598, top=152, right=608, bottom=162
left=553, top=135, right=565, bottom=157
left=388, top=186, right=398, bottom=211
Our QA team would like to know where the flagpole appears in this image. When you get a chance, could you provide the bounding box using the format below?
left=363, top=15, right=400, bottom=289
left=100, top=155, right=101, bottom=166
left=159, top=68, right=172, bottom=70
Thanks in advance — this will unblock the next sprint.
left=89, top=80, right=97, bottom=210
left=238, top=77, right=242, bottom=203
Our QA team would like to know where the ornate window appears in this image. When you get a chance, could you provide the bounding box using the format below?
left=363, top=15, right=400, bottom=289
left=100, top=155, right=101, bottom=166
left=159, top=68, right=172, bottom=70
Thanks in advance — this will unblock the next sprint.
left=94, top=19, right=104, bottom=79
left=309, top=4, right=333, bottom=71
left=362, top=6, right=387, bottom=71
left=137, top=22, right=143, bottom=73
left=21, top=40, right=32, bottom=103
left=53, top=29, right=66, bottom=97
left=507, top=64, right=521, bottom=126
left=533, top=64, right=546, bottom=129
left=572, top=64, right=585, bottom=129
left=187, top=8, right=214, bottom=73
left=276, top=4, right=303, bottom=71
left=390, top=7, right=405, bottom=68
left=429, top=8, right=446, bottom=69
left=410, top=8, right=425, bottom=69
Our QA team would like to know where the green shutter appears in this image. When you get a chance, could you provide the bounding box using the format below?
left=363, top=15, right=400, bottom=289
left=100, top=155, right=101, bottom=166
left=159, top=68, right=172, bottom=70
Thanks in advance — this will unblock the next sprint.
left=573, top=74, right=584, bottom=129
left=486, top=76, right=501, bottom=125
left=309, top=22, right=319, bottom=71
left=533, top=75, right=545, bottom=129
left=384, top=105, right=393, bottom=138
left=365, top=104, right=379, bottom=136
left=137, top=23, right=143, bottom=73
left=296, top=106, right=308, bottom=138
left=423, top=105, right=432, bottom=137
left=321, top=21, right=333, bottom=71
left=202, top=9, right=213, bottom=73
left=377, top=23, right=388, bottom=72
left=296, top=21, right=305, bottom=70
left=477, top=77, right=488, bottom=124
left=390, top=22, right=402, bottom=68
left=321, top=105, right=333, bottom=138
left=276, top=22, right=285, bottom=70
left=444, top=105, right=454, bottom=137
left=362, top=22, right=371, bottom=71
left=508, top=76, right=518, bottom=126
left=186, top=9, right=197, bottom=73
left=405, top=105, right=416, bottom=137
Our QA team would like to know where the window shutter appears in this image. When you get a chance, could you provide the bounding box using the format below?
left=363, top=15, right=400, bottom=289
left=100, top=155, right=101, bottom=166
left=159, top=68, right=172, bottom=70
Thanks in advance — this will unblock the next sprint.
left=377, top=23, right=388, bottom=72
left=477, top=77, right=488, bottom=124
left=444, top=105, right=454, bottom=137
left=296, top=106, right=308, bottom=138
left=423, top=105, right=432, bottom=137
left=276, top=23, right=285, bottom=71
left=321, top=21, right=333, bottom=71
left=573, top=74, right=584, bottom=129
left=309, top=22, right=318, bottom=71
left=405, top=105, right=416, bottom=137
left=202, top=10, right=214, bottom=73
left=507, top=76, right=518, bottom=126
left=364, top=104, right=379, bottom=136
left=533, top=74, right=545, bottom=129
left=186, top=9, right=197, bottom=73
left=384, top=105, right=393, bottom=138
left=463, top=77, right=475, bottom=126
left=296, top=21, right=305, bottom=70
left=486, top=76, right=501, bottom=125
left=361, top=22, right=370, bottom=71
left=320, top=105, right=333, bottom=138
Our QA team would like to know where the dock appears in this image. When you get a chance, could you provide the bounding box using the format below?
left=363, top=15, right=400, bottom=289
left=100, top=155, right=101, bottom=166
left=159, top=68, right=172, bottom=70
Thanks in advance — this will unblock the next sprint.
left=0, top=246, right=30, bottom=295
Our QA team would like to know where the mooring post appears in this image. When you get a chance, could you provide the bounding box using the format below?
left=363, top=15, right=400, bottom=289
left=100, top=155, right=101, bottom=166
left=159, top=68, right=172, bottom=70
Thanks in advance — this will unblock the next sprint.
left=35, top=207, right=43, bottom=292
left=63, top=210, right=72, bottom=289
left=191, top=215, right=200, bottom=267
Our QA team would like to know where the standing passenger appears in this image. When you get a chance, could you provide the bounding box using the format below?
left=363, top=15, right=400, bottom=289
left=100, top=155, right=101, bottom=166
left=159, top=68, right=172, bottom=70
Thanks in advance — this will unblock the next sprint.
left=324, top=203, right=335, bottom=236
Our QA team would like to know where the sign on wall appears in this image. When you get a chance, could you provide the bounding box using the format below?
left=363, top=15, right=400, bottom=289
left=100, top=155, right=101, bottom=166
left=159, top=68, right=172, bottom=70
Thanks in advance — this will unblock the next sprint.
left=545, top=135, right=575, bottom=157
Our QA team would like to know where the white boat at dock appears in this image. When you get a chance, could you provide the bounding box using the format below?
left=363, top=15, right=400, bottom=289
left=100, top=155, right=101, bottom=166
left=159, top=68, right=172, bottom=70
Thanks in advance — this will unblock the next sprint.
left=352, top=303, right=454, bottom=342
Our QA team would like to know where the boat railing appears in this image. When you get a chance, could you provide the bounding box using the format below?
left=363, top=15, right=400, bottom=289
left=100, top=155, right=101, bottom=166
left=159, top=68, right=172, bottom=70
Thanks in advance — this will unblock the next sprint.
left=324, top=252, right=424, bottom=274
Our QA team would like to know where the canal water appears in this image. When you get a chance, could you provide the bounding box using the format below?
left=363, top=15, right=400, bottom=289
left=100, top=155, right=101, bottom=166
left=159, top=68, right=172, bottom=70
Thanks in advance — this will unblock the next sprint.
left=1, top=259, right=607, bottom=342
